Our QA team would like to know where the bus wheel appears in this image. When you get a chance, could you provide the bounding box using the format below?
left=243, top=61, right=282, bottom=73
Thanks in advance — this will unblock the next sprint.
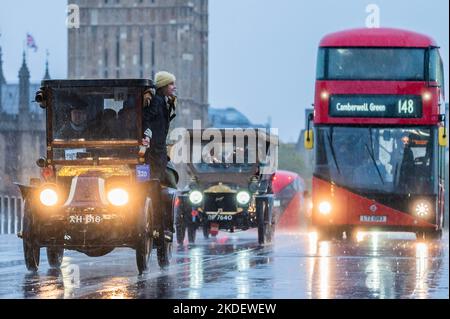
left=23, top=201, right=40, bottom=272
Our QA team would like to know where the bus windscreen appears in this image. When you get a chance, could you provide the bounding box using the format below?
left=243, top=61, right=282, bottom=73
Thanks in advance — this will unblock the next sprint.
left=317, top=48, right=426, bottom=81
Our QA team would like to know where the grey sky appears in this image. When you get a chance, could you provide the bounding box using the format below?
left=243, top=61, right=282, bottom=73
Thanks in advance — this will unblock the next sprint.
left=0, top=0, right=448, bottom=142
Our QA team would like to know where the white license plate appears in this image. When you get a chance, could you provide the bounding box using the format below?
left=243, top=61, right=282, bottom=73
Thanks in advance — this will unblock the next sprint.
left=69, top=215, right=103, bottom=224
left=207, top=214, right=233, bottom=222
left=360, top=215, right=387, bottom=223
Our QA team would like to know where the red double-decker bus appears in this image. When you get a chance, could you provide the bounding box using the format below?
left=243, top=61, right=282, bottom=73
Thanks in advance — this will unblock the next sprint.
left=306, top=28, right=447, bottom=240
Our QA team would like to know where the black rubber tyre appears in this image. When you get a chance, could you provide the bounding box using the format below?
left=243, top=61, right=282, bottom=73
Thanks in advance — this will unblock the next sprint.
left=157, top=238, right=173, bottom=269
left=136, top=198, right=154, bottom=275
left=47, top=247, right=64, bottom=269
left=23, top=200, right=40, bottom=272
left=257, top=200, right=268, bottom=245
left=175, top=211, right=186, bottom=245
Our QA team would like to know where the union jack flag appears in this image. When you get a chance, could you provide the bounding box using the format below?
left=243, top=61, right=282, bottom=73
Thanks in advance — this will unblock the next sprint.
left=26, top=33, right=38, bottom=52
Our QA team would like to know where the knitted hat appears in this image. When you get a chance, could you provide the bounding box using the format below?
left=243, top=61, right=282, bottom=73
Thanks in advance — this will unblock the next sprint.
left=155, top=71, right=176, bottom=89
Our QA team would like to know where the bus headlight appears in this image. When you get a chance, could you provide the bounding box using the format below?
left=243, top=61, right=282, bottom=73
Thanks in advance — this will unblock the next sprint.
left=108, top=188, right=129, bottom=207
left=422, top=92, right=432, bottom=102
left=189, top=191, right=203, bottom=205
left=40, top=188, right=58, bottom=207
left=415, top=201, right=430, bottom=217
left=237, top=191, right=251, bottom=205
left=319, top=201, right=332, bottom=215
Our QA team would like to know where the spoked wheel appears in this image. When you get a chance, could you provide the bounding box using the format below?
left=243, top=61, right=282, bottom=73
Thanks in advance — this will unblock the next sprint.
left=257, top=200, right=272, bottom=245
left=23, top=200, right=40, bottom=272
left=136, top=198, right=154, bottom=275
left=136, top=233, right=153, bottom=275
left=47, top=247, right=64, bottom=269
left=156, top=197, right=173, bottom=269
left=157, top=232, right=173, bottom=269
left=175, top=208, right=187, bottom=246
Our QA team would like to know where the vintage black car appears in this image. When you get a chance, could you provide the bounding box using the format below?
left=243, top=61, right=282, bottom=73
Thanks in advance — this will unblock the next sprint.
left=175, top=129, right=278, bottom=245
left=16, top=79, right=176, bottom=274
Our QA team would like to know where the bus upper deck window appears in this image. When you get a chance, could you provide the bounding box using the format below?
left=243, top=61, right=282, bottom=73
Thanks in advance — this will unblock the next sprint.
left=316, top=48, right=326, bottom=80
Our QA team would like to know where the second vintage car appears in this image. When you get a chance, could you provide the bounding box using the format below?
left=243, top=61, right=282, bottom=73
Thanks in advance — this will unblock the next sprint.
left=175, top=129, right=277, bottom=245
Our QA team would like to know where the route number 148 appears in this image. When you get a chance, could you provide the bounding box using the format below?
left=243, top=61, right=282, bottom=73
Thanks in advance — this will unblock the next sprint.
left=398, top=99, right=415, bottom=114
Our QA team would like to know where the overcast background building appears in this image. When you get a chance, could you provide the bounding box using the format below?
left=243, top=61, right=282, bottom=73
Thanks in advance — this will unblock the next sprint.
left=68, top=0, right=209, bottom=129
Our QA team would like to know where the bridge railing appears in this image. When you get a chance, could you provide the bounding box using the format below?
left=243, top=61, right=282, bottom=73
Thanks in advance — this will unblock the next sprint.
left=0, top=195, right=24, bottom=235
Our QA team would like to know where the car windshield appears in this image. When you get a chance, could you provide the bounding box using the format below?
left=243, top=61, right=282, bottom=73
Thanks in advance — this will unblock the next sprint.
left=52, top=87, right=140, bottom=141
left=192, top=141, right=256, bottom=173
left=317, top=48, right=426, bottom=81
left=315, top=127, right=437, bottom=195
left=50, top=87, right=141, bottom=161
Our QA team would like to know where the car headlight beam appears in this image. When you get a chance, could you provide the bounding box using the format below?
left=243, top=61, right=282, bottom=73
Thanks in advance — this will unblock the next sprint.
left=319, top=201, right=332, bottom=215
left=40, top=188, right=58, bottom=207
left=189, top=191, right=203, bottom=205
left=237, top=191, right=251, bottom=205
left=108, top=188, right=129, bottom=207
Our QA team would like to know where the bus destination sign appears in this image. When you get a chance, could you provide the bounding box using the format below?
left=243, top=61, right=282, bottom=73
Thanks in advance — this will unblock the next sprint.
left=329, top=95, right=423, bottom=118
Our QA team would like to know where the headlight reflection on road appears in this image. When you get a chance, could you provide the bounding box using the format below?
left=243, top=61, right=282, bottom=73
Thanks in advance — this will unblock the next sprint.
left=307, top=232, right=319, bottom=299
left=371, top=232, right=380, bottom=256
left=356, top=231, right=365, bottom=243
left=61, top=259, right=80, bottom=299
left=308, top=232, right=318, bottom=255
left=415, top=242, right=429, bottom=299
left=318, top=241, right=330, bottom=299
left=188, top=248, right=204, bottom=299
left=236, top=250, right=251, bottom=298
left=365, top=258, right=381, bottom=296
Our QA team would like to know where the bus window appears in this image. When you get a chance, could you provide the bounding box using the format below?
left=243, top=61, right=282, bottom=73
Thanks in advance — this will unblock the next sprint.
left=429, top=48, right=445, bottom=96
left=318, top=48, right=426, bottom=81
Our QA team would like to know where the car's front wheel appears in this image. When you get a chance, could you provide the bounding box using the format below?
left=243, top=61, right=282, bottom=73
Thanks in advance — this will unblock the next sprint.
left=23, top=200, right=40, bottom=272
left=257, top=200, right=272, bottom=245
left=136, top=198, right=154, bottom=275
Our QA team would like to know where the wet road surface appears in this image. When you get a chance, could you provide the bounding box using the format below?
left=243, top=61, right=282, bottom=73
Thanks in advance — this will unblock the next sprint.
left=0, top=230, right=448, bottom=299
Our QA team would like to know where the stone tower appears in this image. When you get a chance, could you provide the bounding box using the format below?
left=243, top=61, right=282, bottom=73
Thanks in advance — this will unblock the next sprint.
left=0, top=46, right=6, bottom=113
left=67, top=0, right=209, bottom=129
left=18, top=52, right=30, bottom=116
